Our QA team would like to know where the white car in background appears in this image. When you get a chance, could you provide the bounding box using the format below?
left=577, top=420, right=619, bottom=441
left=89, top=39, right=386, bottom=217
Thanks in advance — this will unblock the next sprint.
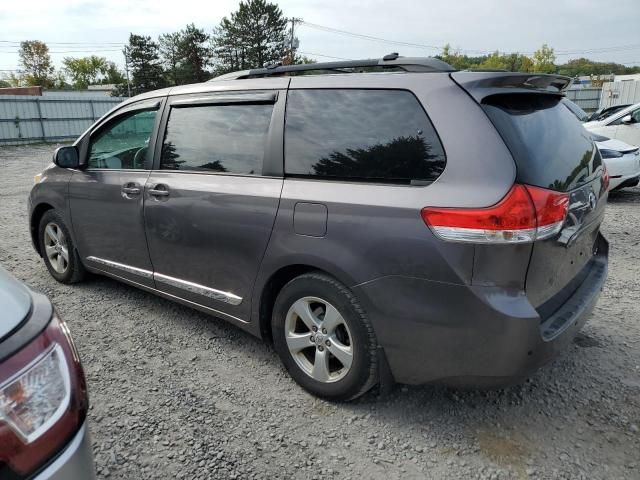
left=584, top=102, right=640, bottom=147
left=562, top=99, right=640, bottom=191
left=592, top=133, right=640, bottom=190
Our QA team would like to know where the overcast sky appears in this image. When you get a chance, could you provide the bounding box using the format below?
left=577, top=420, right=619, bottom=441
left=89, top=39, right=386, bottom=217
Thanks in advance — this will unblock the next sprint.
left=1, top=0, right=639, bottom=75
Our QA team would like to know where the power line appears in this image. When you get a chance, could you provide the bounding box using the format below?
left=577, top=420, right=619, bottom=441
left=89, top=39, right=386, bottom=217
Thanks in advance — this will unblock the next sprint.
left=297, top=50, right=352, bottom=61
left=0, top=40, right=124, bottom=46
left=299, top=21, right=640, bottom=58
left=299, top=21, right=448, bottom=52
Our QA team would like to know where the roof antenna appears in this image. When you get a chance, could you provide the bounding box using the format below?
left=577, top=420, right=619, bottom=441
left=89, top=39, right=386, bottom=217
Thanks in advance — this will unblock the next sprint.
left=383, top=52, right=400, bottom=61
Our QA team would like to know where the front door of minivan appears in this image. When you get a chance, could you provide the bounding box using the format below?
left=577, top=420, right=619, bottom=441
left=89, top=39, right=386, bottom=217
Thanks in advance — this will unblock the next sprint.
left=143, top=90, right=285, bottom=320
left=69, top=99, right=164, bottom=288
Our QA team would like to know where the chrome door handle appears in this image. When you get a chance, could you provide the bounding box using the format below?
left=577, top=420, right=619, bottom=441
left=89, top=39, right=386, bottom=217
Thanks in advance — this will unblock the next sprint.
left=149, top=185, right=170, bottom=197
left=122, top=182, right=141, bottom=198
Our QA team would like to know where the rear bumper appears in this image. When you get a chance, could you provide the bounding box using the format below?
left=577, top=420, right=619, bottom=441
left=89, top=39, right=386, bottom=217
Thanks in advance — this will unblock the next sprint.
left=34, top=422, right=96, bottom=480
left=355, top=237, right=608, bottom=386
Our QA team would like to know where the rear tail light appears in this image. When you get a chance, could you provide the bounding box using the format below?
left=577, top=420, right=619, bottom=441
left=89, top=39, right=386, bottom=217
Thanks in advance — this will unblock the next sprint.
left=0, top=313, right=87, bottom=477
left=421, top=184, right=569, bottom=244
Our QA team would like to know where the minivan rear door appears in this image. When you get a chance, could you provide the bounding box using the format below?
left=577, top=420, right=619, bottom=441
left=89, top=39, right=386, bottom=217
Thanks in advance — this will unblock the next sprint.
left=452, top=72, right=608, bottom=307
left=143, top=88, right=286, bottom=321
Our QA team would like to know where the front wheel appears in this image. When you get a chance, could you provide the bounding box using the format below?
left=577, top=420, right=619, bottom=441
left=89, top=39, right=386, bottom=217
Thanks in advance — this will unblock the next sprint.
left=38, top=210, right=85, bottom=284
left=272, top=272, right=378, bottom=401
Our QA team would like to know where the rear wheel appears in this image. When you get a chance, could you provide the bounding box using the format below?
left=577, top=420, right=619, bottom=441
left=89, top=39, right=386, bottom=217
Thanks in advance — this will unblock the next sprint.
left=272, top=272, right=378, bottom=401
left=38, top=210, right=85, bottom=284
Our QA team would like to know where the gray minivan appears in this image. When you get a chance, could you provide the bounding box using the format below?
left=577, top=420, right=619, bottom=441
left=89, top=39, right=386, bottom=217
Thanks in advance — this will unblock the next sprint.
left=29, top=56, right=609, bottom=400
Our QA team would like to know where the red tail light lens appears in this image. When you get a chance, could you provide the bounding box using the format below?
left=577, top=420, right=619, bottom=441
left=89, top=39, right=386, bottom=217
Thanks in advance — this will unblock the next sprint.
left=0, top=313, right=88, bottom=477
left=421, top=184, right=569, bottom=243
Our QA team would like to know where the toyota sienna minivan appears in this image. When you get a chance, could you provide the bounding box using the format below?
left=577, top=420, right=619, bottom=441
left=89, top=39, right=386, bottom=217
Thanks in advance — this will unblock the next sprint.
left=29, top=55, right=609, bottom=401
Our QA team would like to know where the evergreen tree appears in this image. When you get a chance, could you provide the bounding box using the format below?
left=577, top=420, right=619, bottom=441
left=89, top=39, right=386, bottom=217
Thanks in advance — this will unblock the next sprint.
left=159, top=32, right=182, bottom=86
left=176, top=24, right=212, bottom=83
left=212, top=0, right=288, bottom=74
left=125, top=34, right=165, bottom=95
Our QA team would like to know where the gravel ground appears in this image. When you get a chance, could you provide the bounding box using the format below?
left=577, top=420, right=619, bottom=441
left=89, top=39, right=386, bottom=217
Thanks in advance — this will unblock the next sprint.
left=1, top=144, right=639, bottom=480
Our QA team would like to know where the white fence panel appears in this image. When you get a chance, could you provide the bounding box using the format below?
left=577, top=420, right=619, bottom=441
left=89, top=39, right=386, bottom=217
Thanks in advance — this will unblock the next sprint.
left=600, top=81, right=640, bottom=109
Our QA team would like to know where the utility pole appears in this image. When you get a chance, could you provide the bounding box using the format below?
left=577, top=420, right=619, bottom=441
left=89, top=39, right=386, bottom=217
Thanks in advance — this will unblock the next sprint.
left=123, top=46, right=132, bottom=97
left=289, top=17, right=302, bottom=64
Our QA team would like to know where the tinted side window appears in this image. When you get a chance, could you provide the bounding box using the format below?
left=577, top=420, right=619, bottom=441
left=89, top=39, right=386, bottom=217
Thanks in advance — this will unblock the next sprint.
left=285, top=89, right=446, bottom=184
left=89, top=109, right=157, bottom=169
left=161, top=104, right=273, bottom=174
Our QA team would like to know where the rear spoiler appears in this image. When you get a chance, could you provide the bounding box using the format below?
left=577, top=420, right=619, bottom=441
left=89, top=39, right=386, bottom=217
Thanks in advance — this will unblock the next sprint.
left=450, top=72, right=572, bottom=103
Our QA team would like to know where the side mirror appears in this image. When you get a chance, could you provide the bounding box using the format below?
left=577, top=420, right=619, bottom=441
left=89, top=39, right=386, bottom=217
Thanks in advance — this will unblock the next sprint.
left=621, top=114, right=634, bottom=124
left=53, top=146, right=80, bottom=169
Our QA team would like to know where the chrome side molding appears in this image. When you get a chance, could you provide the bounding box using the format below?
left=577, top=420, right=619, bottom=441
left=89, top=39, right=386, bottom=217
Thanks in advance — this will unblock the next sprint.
left=85, top=256, right=243, bottom=306
left=154, top=272, right=242, bottom=306
left=86, top=256, right=153, bottom=279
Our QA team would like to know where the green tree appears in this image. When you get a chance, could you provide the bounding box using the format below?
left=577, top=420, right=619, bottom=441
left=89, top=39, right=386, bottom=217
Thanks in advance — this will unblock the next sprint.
left=63, top=56, right=125, bottom=89
left=101, top=62, right=126, bottom=85
left=438, top=44, right=469, bottom=70
left=0, top=72, right=24, bottom=87
left=62, top=56, right=108, bottom=89
left=556, top=57, right=640, bottom=77
left=294, top=55, right=316, bottom=65
left=159, top=32, right=182, bottom=86
left=478, top=51, right=508, bottom=70
left=212, top=0, right=288, bottom=74
left=0, top=78, right=10, bottom=88
left=176, top=24, right=212, bottom=83
left=18, top=40, right=55, bottom=88
left=532, top=44, right=556, bottom=73
left=503, top=53, right=534, bottom=72
left=125, top=34, right=166, bottom=95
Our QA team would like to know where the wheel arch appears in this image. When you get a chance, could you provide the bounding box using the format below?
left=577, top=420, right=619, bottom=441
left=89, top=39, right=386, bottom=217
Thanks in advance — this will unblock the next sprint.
left=30, top=202, right=55, bottom=256
left=256, top=263, right=355, bottom=343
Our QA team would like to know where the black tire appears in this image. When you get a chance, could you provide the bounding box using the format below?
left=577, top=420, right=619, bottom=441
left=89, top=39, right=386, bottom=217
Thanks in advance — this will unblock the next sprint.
left=272, top=272, right=378, bottom=401
left=38, top=210, right=86, bottom=284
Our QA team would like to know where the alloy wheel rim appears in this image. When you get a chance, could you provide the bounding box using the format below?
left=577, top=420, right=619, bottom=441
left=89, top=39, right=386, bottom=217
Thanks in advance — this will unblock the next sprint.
left=285, top=296, right=353, bottom=383
left=43, top=222, right=69, bottom=274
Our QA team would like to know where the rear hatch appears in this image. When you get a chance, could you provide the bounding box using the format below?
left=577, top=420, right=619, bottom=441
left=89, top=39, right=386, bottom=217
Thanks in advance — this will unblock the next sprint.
left=451, top=72, right=608, bottom=308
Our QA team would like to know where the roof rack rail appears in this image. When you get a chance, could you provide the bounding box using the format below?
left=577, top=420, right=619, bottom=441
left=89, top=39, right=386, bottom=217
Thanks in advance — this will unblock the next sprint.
left=208, top=54, right=455, bottom=81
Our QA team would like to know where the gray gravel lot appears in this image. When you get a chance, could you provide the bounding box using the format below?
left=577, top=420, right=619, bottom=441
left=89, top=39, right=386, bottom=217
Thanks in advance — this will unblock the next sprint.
left=1, top=144, right=639, bottom=480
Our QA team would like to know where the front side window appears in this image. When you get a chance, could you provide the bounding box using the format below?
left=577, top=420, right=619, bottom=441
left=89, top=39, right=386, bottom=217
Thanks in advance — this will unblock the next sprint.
left=284, top=89, right=446, bottom=184
left=88, top=109, right=157, bottom=169
left=160, top=103, right=274, bottom=175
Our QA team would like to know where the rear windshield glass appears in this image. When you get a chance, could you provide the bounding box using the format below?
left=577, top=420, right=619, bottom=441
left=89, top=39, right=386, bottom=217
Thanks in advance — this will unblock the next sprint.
left=482, top=94, right=599, bottom=192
